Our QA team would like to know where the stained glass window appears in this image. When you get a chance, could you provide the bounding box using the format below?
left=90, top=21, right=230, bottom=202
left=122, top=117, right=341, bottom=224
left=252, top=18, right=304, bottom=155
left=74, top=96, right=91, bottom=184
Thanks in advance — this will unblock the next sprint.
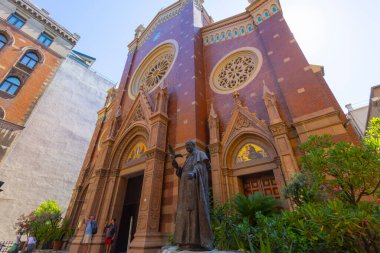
left=127, top=142, right=147, bottom=161
left=236, top=143, right=268, bottom=163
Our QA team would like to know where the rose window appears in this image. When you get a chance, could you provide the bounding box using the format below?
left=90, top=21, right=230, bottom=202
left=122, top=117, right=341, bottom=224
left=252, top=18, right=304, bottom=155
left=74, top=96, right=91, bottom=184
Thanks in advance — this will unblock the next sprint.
left=129, top=41, right=177, bottom=99
left=140, top=53, right=174, bottom=91
left=210, top=49, right=262, bottom=94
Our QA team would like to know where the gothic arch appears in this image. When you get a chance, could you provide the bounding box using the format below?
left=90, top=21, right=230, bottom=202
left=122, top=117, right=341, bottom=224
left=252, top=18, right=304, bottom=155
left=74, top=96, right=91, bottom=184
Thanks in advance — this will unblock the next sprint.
left=110, top=124, right=149, bottom=170
left=223, top=132, right=278, bottom=169
left=70, top=185, right=89, bottom=228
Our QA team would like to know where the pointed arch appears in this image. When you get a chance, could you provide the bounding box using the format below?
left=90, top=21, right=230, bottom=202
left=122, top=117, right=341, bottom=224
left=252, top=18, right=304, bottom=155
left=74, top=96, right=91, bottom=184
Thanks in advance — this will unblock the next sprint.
left=109, top=124, right=150, bottom=170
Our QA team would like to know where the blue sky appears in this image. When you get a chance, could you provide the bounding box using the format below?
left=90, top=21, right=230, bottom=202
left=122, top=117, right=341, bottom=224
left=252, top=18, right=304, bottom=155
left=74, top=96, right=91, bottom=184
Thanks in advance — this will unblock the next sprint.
left=31, top=0, right=380, bottom=111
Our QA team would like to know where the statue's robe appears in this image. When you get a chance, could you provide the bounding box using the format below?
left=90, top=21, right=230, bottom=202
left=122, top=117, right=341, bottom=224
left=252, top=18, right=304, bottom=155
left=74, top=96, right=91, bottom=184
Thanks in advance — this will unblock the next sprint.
left=174, top=149, right=213, bottom=249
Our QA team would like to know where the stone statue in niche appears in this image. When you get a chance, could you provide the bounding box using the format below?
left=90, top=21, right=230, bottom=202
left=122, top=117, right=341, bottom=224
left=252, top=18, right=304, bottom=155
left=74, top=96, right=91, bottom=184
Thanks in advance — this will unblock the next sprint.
left=170, top=140, right=213, bottom=250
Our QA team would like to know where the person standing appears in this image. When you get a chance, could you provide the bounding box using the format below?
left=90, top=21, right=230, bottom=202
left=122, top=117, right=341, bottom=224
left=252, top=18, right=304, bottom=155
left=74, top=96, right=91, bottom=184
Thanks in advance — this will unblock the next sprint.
left=104, top=218, right=117, bottom=253
left=25, top=235, right=36, bottom=253
left=82, top=216, right=97, bottom=253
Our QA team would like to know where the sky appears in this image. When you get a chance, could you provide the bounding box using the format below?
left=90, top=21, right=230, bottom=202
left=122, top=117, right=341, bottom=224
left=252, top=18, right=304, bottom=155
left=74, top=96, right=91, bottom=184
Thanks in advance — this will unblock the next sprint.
left=30, top=0, right=380, bottom=111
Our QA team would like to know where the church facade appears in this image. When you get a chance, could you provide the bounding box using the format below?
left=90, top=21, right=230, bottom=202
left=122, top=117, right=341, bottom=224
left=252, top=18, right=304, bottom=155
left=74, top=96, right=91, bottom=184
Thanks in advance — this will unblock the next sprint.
left=66, top=0, right=358, bottom=252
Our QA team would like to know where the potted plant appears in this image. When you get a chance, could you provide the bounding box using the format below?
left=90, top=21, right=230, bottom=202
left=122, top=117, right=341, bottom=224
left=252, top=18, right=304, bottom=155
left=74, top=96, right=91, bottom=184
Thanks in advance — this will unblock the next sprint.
left=51, top=219, right=72, bottom=250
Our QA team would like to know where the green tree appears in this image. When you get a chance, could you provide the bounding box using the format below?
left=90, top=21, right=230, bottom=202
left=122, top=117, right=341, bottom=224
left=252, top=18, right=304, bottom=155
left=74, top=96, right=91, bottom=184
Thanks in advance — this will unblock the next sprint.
left=364, top=117, right=380, bottom=150
left=300, top=134, right=380, bottom=207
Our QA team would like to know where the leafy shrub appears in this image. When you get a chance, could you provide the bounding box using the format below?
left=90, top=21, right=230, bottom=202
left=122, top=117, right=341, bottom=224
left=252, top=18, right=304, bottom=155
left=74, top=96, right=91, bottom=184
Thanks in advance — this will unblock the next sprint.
left=211, top=193, right=279, bottom=250
left=254, top=201, right=380, bottom=253
left=283, top=172, right=326, bottom=206
left=232, top=192, right=279, bottom=225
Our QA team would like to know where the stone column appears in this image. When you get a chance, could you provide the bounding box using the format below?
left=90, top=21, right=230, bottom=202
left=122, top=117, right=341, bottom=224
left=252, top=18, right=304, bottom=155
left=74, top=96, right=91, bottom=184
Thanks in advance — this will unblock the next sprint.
left=129, top=87, right=169, bottom=253
left=208, top=104, right=227, bottom=204
left=263, top=85, right=299, bottom=182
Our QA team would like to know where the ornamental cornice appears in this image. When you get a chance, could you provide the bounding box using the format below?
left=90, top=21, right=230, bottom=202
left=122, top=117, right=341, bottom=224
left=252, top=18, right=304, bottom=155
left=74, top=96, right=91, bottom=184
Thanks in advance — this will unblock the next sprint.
left=0, top=119, right=24, bottom=131
left=11, top=0, right=79, bottom=45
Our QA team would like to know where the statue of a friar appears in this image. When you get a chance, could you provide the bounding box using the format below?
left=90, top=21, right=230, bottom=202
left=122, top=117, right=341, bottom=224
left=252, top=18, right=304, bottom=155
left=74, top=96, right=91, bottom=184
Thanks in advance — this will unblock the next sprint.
left=171, top=140, right=213, bottom=250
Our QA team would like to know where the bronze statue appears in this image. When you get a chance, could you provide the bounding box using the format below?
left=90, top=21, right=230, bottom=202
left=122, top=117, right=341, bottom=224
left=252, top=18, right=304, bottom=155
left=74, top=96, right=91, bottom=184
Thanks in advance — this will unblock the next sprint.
left=171, top=141, right=213, bottom=250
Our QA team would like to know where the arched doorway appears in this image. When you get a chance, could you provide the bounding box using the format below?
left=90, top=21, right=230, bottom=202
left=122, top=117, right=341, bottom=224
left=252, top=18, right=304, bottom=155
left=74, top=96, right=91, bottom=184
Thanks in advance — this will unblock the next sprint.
left=113, top=140, right=147, bottom=253
left=222, top=134, right=287, bottom=204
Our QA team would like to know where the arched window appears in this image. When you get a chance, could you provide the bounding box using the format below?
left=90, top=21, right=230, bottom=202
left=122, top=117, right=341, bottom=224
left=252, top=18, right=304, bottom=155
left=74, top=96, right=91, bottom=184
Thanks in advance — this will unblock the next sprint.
left=236, top=143, right=268, bottom=164
left=19, top=52, right=39, bottom=70
left=0, top=34, right=7, bottom=49
left=0, top=76, right=21, bottom=95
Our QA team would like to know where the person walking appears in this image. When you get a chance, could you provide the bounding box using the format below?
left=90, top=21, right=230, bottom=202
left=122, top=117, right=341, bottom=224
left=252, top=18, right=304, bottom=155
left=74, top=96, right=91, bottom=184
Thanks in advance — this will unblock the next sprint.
left=104, top=219, right=117, bottom=253
left=25, top=235, right=36, bottom=253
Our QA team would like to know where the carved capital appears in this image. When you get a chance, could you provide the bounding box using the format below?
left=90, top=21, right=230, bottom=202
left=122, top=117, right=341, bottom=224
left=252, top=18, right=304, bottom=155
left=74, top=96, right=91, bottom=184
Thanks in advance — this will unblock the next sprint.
left=95, top=168, right=108, bottom=178
left=145, top=148, right=167, bottom=161
left=221, top=167, right=233, bottom=176
left=209, top=142, right=222, bottom=154
left=149, top=112, right=169, bottom=125
left=270, top=122, right=288, bottom=136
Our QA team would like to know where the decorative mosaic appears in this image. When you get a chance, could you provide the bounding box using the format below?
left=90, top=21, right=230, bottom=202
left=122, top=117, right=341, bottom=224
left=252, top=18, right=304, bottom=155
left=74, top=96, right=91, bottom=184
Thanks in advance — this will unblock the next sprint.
left=210, top=49, right=262, bottom=94
left=236, top=143, right=268, bottom=163
left=127, top=142, right=147, bottom=161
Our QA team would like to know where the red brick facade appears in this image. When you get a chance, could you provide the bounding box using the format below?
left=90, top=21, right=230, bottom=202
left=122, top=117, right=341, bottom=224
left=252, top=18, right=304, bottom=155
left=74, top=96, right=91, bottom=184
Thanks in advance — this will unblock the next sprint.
left=66, top=1, right=358, bottom=252
left=0, top=19, right=63, bottom=160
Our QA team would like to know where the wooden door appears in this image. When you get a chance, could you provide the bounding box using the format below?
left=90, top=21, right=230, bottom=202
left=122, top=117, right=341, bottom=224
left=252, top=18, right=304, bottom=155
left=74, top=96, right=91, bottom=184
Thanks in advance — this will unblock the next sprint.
left=242, top=171, right=280, bottom=198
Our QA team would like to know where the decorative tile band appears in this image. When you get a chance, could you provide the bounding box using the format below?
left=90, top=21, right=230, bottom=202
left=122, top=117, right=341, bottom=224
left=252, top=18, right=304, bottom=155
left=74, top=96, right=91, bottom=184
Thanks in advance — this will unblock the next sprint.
left=202, top=0, right=281, bottom=46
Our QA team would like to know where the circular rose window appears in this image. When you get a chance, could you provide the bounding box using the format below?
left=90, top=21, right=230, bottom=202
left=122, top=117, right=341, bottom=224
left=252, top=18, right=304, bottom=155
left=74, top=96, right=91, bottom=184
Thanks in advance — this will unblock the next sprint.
left=210, top=48, right=263, bottom=94
left=129, top=41, right=178, bottom=99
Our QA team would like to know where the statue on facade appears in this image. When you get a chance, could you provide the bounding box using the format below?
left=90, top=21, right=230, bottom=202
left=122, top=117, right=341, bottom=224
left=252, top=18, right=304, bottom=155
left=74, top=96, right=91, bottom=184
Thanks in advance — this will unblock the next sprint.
left=171, top=140, right=213, bottom=250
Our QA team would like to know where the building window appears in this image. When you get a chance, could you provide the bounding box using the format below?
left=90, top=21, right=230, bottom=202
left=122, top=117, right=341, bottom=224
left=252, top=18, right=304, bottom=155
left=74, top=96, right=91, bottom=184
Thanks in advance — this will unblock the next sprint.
left=0, top=77, right=21, bottom=95
left=19, top=52, right=39, bottom=70
left=7, top=13, right=26, bottom=28
left=0, top=34, right=8, bottom=49
left=0, top=107, right=4, bottom=119
left=38, top=32, right=53, bottom=47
